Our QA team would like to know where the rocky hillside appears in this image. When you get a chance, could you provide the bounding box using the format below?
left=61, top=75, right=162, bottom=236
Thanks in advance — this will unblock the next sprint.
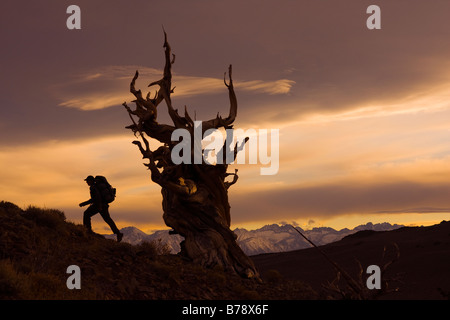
left=0, top=201, right=317, bottom=300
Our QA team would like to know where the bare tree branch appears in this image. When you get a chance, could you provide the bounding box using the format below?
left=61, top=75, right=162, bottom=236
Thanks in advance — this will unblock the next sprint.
left=122, top=32, right=259, bottom=279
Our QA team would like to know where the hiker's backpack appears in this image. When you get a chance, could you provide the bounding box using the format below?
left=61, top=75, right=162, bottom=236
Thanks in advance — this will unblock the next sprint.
left=94, top=175, right=116, bottom=203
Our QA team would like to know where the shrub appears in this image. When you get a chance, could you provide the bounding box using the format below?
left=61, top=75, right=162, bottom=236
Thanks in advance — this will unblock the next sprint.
left=208, top=266, right=227, bottom=286
left=0, top=201, right=22, bottom=215
left=231, top=283, right=262, bottom=300
left=265, top=269, right=283, bottom=284
left=23, top=206, right=66, bottom=229
left=0, top=260, right=20, bottom=299
left=136, top=239, right=171, bottom=257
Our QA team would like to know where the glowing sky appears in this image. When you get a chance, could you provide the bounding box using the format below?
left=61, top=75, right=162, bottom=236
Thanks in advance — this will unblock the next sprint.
left=1, top=1, right=450, bottom=233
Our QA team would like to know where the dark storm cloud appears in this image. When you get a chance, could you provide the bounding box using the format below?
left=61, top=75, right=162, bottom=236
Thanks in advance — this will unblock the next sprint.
left=3, top=0, right=450, bottom=146
left=229, top=181, right=450, bottom=224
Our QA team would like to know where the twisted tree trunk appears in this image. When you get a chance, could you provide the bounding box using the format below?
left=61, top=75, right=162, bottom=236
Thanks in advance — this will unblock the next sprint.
left=122, top=32, right=259, bottom=279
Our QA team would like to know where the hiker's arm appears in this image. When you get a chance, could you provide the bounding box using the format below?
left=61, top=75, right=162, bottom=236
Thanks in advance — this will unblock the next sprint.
left=79, top=199, right=92, bottom=207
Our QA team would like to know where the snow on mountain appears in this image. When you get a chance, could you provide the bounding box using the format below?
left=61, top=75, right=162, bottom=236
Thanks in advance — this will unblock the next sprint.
left=234, top=224, right=307, bottom=255
left=146, top=230, right=183, bottom=253
left=118, top=226, right=149, bottom=245
left=235, top=222, right=402, bottom=255
left=109, top=222, right=403, bottom=256
left=105, top=226, right=183, bottom=251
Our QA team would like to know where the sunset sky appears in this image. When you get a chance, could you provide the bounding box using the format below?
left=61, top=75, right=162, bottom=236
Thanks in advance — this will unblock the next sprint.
left=1, top=1, right=450, bottom=233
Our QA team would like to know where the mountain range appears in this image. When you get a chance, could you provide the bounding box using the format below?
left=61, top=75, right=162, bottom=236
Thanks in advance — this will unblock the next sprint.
left=106, top=222, right=403, bottom=255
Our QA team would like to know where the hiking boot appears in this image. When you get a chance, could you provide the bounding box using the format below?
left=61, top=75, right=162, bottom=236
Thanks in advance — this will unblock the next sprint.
left=117, top=232, right=124, bottom=243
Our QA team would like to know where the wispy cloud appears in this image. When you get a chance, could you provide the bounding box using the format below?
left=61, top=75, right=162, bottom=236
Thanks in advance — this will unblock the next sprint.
left=301, top=81, right=450, bottom=124
left=58, top=94, right=127, bottom=111
left=55, top=65, right=295, bottom=111
left=238, top=79, right=295, bottom=95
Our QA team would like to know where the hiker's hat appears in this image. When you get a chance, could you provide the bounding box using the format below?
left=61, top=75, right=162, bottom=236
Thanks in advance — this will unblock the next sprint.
left=84, top=175, right=95, bottom=182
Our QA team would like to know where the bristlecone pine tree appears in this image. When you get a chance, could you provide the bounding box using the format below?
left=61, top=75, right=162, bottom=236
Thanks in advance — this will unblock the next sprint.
left=122, top=32, right=259, bottom=279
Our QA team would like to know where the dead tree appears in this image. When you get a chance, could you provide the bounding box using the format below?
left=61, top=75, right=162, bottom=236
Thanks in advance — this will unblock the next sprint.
left=122, top=32, right=259, bottom=279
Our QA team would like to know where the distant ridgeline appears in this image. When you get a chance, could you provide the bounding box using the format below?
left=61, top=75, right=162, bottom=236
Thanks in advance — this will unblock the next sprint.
left=107, top=222, right=404, bottom=256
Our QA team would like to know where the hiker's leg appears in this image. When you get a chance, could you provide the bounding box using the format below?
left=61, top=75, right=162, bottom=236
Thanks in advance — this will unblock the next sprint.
left=83, top=205, right=98, bottom=231
left=100, top=205, right=120, bottom=234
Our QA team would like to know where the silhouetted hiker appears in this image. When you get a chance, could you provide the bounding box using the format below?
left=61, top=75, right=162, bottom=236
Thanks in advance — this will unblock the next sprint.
left=79, top=175, right=123, bottom=242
